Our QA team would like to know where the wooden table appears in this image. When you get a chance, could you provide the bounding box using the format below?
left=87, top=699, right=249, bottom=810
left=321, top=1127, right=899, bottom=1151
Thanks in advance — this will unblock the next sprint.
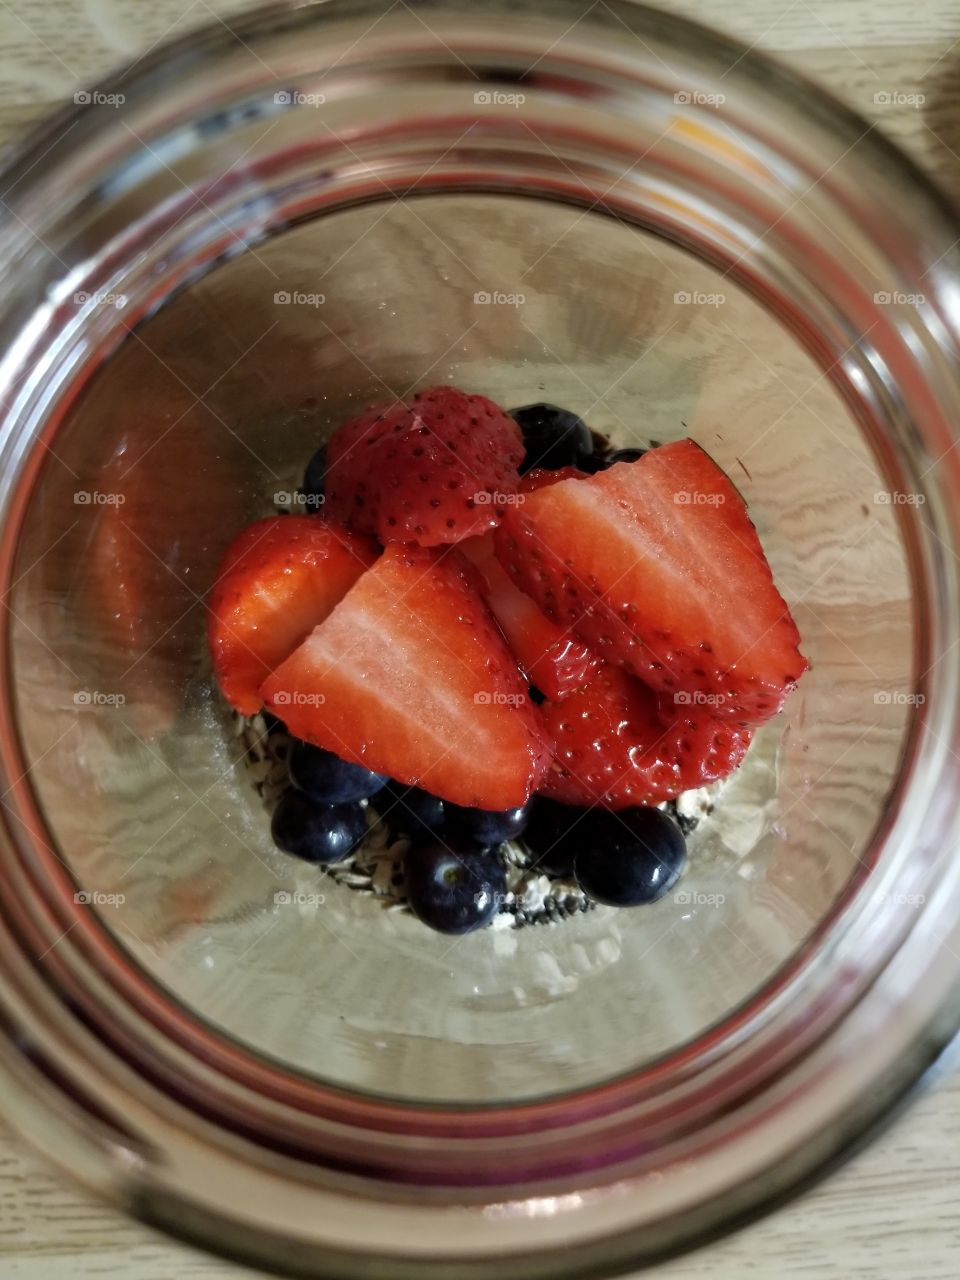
left=2, top=0, right=960, bottom=1276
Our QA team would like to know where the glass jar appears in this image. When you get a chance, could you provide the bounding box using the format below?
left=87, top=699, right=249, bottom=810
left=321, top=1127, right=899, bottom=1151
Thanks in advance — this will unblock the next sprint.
left=0, top=0, right=959, bottom=1275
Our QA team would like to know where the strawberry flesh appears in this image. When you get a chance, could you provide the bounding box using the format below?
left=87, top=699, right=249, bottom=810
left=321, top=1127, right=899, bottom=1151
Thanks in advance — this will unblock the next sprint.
left=261, top=544, right=550, bottom=809
left=207, top=516, right=377, bottom=715
left=325, top=385, right=525, bottom=546
left=495, top=439, right=806, bottom=724
left=460, top=532, right=599, bottom=702
left=540, top=663, right=752, bottom=808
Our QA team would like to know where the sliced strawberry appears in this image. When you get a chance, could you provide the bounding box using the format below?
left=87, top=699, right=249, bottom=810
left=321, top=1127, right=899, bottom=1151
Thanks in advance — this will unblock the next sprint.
left=261, top=544, right=550, bottom=809
left=460, top=462, right=597, bottom=701
left=207, top=516, right=377, bottom=715
left=495, top=439, right=806, bottom=724
left=325, top=386, right=525, bottom=546
left=540, top=663, right=752, bottom=808
left=460, top=532, right=599, bottom=701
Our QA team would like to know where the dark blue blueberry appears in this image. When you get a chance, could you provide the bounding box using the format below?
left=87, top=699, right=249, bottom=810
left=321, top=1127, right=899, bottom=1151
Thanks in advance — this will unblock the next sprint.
left=289, top=741, right=387, bottom=804
left=376, top=782, right=447, bottom=837
left=448, top=802, right=530, bottom=847
left=300, top=446, right=327, bottom=511
left=574, top=807, right=686, bottom=906
left=511, top=403, right=593, bottom=473
left=521, top=797, right=581, bottom=876
left=582, top=446, right=647, bottom=473
left=405, top=840, right=507, bottom=934
left=577, top=452, right=610, bottom=475
left=606, top=447, right=647, bottom=465
left=271, top=792, right=368, bottom=864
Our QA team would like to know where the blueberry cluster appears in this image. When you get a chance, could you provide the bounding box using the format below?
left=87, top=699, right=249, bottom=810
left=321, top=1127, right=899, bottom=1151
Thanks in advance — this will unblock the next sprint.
left=265, top=722, right=686, bottom=936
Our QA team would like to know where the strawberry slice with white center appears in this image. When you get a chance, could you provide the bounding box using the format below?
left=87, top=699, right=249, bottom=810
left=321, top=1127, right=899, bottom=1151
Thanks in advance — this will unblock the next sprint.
left=495, top=439, right=806, bottom=724
left=261, top=544, right=551, bottom=809
left=207, top=516, right=377, bottom=715
left=460, top=533, right=599, bottom=701
left=460, top=465, right=598, bottom=701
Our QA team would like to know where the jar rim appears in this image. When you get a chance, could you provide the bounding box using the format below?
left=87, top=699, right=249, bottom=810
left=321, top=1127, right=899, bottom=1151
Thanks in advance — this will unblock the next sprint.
left=0, top=0, right=959, bottom=1274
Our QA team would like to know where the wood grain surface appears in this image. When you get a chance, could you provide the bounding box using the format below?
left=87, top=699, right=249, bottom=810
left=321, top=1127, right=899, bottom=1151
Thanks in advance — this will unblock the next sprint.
left=1, top=0, right=959, bottom=1277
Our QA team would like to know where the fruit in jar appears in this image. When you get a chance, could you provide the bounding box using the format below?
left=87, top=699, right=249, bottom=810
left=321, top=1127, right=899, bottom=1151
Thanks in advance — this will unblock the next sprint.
left=260, top=544, right=550, bottom=809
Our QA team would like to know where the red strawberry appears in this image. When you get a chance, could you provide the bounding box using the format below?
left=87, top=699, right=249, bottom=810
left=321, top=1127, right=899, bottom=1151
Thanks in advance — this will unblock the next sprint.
left=319, top=399, right=405, bottom=531
left=539, top=664, right=752, bottom=808
left=460, top=532, right=599, bottom=701
left=208, top=516, right=377, bottom=715
left=495, top=439, right=806, bottom=724
left=261, top=544, right=550, bottom=808
left=325, top=386, right=525, bottom=546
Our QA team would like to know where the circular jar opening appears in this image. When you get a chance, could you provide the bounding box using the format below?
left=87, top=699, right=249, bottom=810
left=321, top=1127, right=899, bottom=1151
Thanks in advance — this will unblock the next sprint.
left=1, top=2, right=959, bottom=1277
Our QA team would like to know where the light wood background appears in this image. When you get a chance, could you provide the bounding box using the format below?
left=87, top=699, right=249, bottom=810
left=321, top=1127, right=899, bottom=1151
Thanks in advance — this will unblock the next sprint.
left=1, top=0, right=960, bottom=1276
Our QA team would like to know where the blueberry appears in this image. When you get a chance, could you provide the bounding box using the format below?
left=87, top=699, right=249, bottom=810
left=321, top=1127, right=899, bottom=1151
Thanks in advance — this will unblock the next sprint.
left=582, top=446, right=647, bottom=473
left=289, top=741, right=387, bottom=804
left=448, top=802, right=530, bottom=847
left=405, top=839, right=507, bottom=934
left=576, top=452, right=610, bottom=475
left=301, top=446, right=327, bottom=511
left=521, top=797, right=581, bottom=876
left=271, top=792, right=368, bottom=864
left=375, top=782, right=446, bottom=837
left=511, top=403, right=593, bottom=473
left=574, top=808, right=686, bottom=906
left=606, top=447, right=647, bottom=465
